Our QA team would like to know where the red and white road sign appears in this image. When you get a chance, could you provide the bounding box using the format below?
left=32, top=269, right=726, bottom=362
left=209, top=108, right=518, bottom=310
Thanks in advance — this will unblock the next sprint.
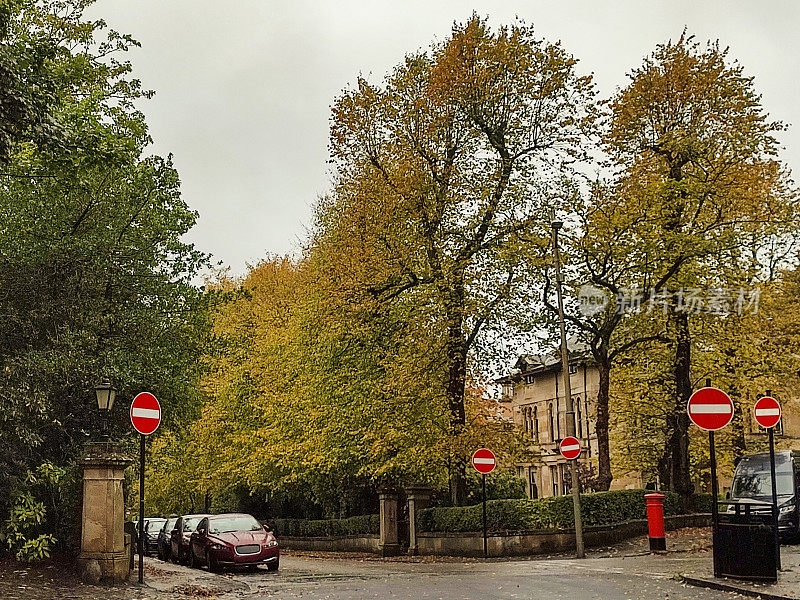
left=130, top=392, right=162, bottom=435
left=754, top=396, right=781, bottom=429
left=559, top=436, right=582, bottom=460
left=472, top=448, right=496, bottom=474
left=687, top=387, right=734, bottom=431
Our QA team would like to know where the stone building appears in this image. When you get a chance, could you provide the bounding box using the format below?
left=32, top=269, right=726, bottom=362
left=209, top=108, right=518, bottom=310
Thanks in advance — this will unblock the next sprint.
left=497, top=342, right=799, bottom=499
left=496, top=342, right=627, bottom=499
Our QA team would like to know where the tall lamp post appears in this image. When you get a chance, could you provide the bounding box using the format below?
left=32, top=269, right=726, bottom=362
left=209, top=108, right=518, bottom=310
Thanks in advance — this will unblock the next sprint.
left=551, top=218, right=585, bottom=558
left=94, top=379, right=117, bottom=441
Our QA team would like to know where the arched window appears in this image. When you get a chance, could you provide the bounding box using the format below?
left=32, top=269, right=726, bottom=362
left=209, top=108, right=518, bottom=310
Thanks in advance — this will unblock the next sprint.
left=532, top=406, right=539, bottom=442
left=548, top=402, right=555, bottom=442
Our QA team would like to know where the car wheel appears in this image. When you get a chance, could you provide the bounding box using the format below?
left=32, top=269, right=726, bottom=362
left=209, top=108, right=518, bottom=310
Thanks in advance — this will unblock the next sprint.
left=267, top=559, right=279, bottom=572
left=207, top=550, right=221, bottom=573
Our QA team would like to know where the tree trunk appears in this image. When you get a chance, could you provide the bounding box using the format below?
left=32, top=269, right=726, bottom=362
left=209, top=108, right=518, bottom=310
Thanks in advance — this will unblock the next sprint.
left=444, top=301, right=468, bottom=506
left=594, top=350, right=613, bottom=491
left=668, top=308, right=693, bottom=510
left=724, top=346, right=748, bottom=462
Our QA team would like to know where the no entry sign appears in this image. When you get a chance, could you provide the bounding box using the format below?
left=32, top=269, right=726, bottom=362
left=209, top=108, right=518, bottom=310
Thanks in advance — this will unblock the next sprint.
left=754, top=396, right=781, bottom=429
left=687, top=387, right=734, bottom=431
left=130, top=392, right=162, bottom=435
left=472, top=448, right=496, bottom=474
left=559, top=436, right=582, bottom=460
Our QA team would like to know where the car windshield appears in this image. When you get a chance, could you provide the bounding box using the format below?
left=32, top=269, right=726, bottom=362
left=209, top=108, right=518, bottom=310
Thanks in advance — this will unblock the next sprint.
left=146, top=519, right=166, bottom=532
left=209, top=516, right=262, bottom=534
left=183, top=517, right=204, bottom=532
left=732, top=468, right=794, bottom=498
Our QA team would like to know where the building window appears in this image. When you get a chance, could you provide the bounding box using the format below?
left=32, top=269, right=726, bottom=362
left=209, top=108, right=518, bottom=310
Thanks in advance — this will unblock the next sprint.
left=550, top=465, right=559, bottom=497
left=524, top=374, right=535, bottom=384
left=529, top=467, right=538, bottom=499
left=569, top=364, right=578, bottom=374
left=532, top=406, right=539, bottom=442
left=561, top=464, right=571, bottom=496
left=576, top=396, right=583, bottom=438
left=548, top=403, right=555, bottom=442
left=584, top=396, right=591, bottom=449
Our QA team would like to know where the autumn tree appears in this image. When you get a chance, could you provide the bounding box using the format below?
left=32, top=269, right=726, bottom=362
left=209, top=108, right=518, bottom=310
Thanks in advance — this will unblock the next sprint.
left=321, top=16, right=594, bottom=504
left=596, top=34, right=796, bottom=503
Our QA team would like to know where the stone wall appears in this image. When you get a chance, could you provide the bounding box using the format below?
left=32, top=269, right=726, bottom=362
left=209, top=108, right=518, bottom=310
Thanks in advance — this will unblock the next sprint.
left=276, top=514, right=710, bottom=557
left=278, top=534, right=380, bottom=553
left=416, top=513, right=711, bottom=557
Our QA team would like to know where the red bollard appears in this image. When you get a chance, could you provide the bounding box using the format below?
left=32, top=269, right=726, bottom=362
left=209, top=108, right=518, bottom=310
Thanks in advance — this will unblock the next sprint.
left=645, top=493, right=666, bottom=552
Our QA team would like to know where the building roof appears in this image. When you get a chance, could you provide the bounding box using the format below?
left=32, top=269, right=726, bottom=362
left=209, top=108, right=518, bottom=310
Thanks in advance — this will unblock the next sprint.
left=495, top=336, right=591, bottom=384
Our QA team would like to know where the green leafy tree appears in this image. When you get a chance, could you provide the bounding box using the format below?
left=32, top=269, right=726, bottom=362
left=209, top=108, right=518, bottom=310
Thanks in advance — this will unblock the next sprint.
left=0, top=0, right=208, bottom=550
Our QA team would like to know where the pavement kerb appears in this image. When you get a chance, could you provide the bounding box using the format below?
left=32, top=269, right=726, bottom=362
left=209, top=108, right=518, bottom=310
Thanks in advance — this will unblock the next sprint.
left=681, top=575, right=798, bottom=600
left=135, top=556, right=250, bottom=595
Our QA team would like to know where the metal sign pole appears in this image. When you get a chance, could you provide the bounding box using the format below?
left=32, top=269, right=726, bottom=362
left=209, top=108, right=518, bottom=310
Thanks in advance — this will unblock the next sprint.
left=764, top=389, right=781, bottom=571
left=138, top=433, right=145, bottom=584
left=768, top=426, right=781, bottom=570
left=709, top=429, right=720, bottom=578
left=482, top=474, right=488, bottom=559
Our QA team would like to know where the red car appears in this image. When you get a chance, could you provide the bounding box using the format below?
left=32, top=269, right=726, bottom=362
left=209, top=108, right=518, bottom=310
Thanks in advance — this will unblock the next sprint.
left=189, top=513, right=279, bottom=572
left=170, top=514, right=209, bottom=564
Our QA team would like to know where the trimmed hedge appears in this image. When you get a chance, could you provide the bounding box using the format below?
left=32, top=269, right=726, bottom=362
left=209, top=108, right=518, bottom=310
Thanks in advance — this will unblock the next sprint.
left=690, top=493, right=715, bottom=514
left=418, top=489, right=710, bottom=533
left=273, top=514, right=379, bottom=537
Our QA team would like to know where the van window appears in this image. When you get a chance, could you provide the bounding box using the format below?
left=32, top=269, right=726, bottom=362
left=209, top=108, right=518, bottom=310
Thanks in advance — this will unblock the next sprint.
left=732, top=465, right=794, bottom=498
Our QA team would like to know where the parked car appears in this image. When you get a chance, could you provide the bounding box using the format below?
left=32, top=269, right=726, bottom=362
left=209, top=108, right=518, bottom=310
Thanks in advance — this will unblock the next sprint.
left=157, top=517, right=179, bottom=561
left=144, top=518, right=167, bottom=555
left=189, top=513, right=279, bottom=572
left=171, top=514, right=209, bottom=564
left=728, top=450, right=800, bottom=539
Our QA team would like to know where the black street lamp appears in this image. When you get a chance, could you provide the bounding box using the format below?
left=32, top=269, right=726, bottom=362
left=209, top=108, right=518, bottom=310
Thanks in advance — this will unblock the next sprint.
left=94, top=379, right=117, bottom=441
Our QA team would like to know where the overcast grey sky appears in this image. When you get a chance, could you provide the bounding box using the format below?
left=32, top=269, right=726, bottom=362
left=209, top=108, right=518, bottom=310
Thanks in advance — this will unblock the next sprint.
left=88, top=0, right=800, bottom=277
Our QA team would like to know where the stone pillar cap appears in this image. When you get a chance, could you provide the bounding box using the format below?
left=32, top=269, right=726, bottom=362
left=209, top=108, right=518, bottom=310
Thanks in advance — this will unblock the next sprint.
left=405, top=484, right=433, bottom=498
left=82, top=442, right=134, bottom=468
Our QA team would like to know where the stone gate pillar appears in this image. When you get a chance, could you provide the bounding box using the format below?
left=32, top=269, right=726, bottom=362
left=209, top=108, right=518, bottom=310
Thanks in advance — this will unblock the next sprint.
left=378, top=486, right=400, bottom=557
left=76, top=443, right=133, bottom=583
left=405, top=485, right=432, bottom=556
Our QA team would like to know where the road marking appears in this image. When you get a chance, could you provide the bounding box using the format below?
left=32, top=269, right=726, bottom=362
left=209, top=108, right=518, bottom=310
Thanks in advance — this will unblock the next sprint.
left=689, top=404, right=732, bottom=414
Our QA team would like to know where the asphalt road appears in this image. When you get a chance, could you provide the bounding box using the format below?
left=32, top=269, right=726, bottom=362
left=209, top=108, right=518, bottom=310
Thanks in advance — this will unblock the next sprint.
left=0, top=546, right=771, bottom=600
left=138, top=554, right=751, bottom=600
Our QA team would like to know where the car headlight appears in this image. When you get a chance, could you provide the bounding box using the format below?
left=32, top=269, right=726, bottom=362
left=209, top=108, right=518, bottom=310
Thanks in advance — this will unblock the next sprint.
left=263, top=540, right=278, bottom=548
left=210, top=543, right=223, bottom=550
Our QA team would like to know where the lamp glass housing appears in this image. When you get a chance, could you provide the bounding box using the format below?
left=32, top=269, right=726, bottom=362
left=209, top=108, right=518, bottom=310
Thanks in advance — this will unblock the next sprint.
left=95, top=380, right=116, bottom=412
